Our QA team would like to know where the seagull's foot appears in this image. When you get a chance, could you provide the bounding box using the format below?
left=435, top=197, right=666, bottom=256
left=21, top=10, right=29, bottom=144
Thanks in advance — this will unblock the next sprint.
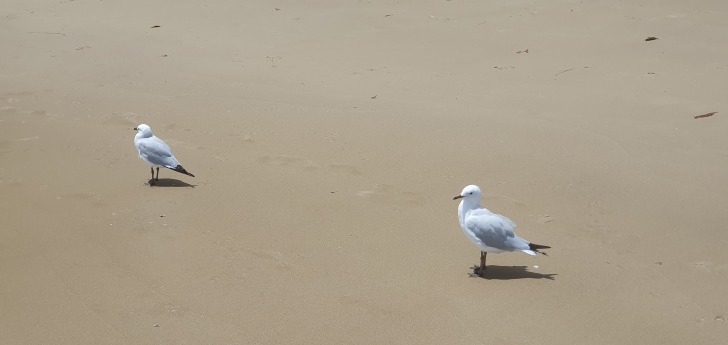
left=148, top=179, right=156, bottom=186
left=468, top=265, right=486, bottom=277
left=469, top=265, right=486, bottom=278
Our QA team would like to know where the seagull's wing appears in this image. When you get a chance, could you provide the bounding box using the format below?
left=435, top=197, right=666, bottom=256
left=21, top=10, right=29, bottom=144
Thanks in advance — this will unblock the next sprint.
left=137, top=137, right=180, bottom=168
left=464, top=209, right=531, bottom=253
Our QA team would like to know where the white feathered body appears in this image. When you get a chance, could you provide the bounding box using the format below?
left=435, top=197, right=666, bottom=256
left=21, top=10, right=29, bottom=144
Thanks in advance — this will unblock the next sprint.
left=457, top=199, right=536, bottom=256
left=134, top=129, right=181, bottom=170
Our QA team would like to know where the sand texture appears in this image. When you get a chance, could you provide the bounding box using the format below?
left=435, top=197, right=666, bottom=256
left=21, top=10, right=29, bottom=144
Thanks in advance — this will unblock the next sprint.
left=1, top=1, right=727, bottom=344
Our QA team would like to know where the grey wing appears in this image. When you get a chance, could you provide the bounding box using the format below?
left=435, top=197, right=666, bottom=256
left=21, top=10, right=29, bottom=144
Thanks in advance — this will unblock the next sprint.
left=464, top=213, right=529, bottom=251
left=138, top=138, right=180, bottom=168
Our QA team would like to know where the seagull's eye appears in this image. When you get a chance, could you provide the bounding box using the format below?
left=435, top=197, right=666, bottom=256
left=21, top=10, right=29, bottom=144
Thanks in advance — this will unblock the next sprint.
left=468, top=192, right=473, bottom=195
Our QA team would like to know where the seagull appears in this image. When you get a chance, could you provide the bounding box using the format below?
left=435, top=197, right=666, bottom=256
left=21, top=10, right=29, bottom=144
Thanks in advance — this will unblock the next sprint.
left=453, top=185, right=549, bottom=277
left=133, top=124, right=195, bottom=186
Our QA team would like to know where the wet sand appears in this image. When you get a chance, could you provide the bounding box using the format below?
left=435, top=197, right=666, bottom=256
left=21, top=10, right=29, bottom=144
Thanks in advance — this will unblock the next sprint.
left=1, top=1, right=727, bottom=344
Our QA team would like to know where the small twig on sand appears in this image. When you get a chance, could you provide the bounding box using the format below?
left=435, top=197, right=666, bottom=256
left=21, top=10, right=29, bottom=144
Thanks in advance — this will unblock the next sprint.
left=694, top=112, right=717, bottom=119
left=28, top=31, right=67, bottom=36
left=555, top=68, right=575, bottom=77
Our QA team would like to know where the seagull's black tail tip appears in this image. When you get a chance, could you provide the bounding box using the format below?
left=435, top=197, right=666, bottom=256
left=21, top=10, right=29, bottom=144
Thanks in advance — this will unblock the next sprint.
left=529, top=243, right=551, bottom=256
left=171, top=165, right=195, bottom=177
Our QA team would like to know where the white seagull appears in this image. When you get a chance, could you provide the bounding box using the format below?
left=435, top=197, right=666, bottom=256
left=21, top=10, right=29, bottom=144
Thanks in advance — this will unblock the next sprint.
left=453, top=185, right=549, bottom=277
left=133, top=124, right=195, bottom=186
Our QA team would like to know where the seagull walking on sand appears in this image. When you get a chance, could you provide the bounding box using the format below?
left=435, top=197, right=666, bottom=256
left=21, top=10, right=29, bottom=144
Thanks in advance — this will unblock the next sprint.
left=453, top=185, right=550, bottom=277
left=133, top=124, right=195, bottom=186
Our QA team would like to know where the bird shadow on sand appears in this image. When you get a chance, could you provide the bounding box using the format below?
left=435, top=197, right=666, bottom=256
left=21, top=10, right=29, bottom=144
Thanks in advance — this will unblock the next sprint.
left=468, top=265, right=557, bottom=281
left=146, top=178, right=196, bottom=188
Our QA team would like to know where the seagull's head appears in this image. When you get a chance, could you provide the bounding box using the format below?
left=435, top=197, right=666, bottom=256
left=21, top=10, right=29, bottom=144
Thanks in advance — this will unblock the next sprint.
left=133, top=124, right=153, bottom=137
left=453, top=184, right=481, bottom=201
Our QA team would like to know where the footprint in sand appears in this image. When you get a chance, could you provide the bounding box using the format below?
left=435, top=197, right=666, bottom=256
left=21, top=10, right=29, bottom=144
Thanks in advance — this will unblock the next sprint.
left=1, top=106, right=54, bottom=119
left=228, top=132, right=255, bottom=143
left=1, top=106, right=18, bottom=114
left=163, top=304, right=186, bottom=316
left=16, top=136, right=39, bottom=141
left=355, top=190, right=375, bottom=198
left=103, top=112, right=139, bottom=127
left=250, top=249, right=292, bottom=270
left=328, top=164, right=361, bottom=176
left=355, top=184, right=422, bottom=205
left=693, top=261, right=713, bottom=273
left=265, top=155, right=301, bottom=166
left=258, top=154, right=374, bottom=178
left=57, top=192, right=107, bottom=207
left=535, top=214, right=555, bottom=224
left=259, top=155, right=304, bottom=166
left=258, top=155, right=320, bottom=171
left=356, top=183, right=391, bottom=199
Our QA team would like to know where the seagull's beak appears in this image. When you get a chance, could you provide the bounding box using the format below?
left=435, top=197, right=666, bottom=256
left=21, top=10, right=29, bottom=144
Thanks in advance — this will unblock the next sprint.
left=453, top=195, right=464, bottom=200
left=133, top=127, right=138, bottom=131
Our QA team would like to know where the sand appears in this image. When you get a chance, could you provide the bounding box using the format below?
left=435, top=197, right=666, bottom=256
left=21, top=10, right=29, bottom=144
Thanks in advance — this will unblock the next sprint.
left=1, top=0, right=727, bottom=344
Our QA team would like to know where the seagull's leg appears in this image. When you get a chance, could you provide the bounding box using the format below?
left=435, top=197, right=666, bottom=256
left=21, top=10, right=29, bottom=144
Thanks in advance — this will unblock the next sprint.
left=149, top=167, right=156, bottom=186
left=479, top=252, right=487, bottom=277
left=155, top=167, right=160, bottom=181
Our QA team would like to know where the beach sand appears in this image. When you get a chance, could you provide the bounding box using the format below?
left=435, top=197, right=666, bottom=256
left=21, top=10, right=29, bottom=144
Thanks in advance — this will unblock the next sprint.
left=1, top=1, right=727, bottom=344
